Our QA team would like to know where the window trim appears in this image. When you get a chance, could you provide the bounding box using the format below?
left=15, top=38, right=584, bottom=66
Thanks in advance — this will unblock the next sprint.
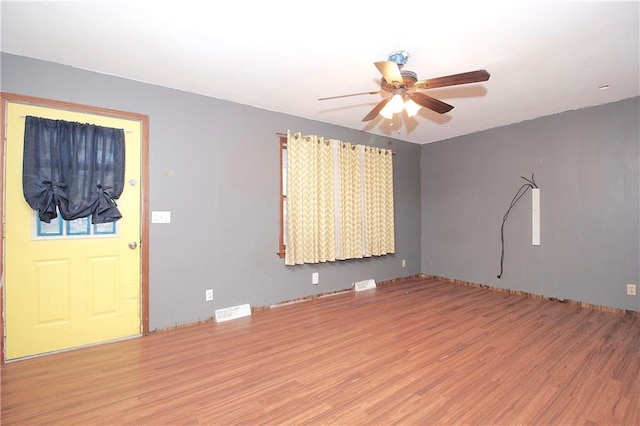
left=277, top=135, right=287, bottom=258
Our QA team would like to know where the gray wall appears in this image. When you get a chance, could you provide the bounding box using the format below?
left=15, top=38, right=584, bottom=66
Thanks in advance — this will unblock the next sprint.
left=1, top=53, right=422, bottom=330
left=4, top=52, right=637, bottom=331
left=421, top=97, right=640, bottom=311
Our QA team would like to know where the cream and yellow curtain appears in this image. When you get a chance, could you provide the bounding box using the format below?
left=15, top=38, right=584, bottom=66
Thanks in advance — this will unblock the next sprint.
left=336, top=141, right=363, bottom=260
left=364, top=145, right=395, bottom=257
left=285, top=131, right=394, bottom=266
left=285, top=132, right=336, bottom=265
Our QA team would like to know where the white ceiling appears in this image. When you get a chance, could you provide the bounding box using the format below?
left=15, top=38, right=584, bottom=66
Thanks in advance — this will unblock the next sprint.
left=1, top=0, right=638, bottom=144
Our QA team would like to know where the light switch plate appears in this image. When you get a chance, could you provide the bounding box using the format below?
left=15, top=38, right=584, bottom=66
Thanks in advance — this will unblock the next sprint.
left=151, top=211, right=171, bottom=223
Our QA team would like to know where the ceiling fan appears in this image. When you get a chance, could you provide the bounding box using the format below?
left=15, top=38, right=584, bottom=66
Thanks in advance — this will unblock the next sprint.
left=319, top=51, right=490, bottom=122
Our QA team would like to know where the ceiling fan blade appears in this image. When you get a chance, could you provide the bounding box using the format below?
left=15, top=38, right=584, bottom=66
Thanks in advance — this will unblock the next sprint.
left=361, top=98, right=391, bottom=122
left=318, top=90, right=382, bottom=101
left=409, top=92, right=454, bottom=114
left=374, top=61, right=403, bottom=85
left=414, top=69, right=490, bottom=90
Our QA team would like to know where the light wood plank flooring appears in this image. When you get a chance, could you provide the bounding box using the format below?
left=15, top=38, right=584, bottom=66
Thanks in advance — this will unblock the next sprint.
left=2, top=277, right=639, bottom=425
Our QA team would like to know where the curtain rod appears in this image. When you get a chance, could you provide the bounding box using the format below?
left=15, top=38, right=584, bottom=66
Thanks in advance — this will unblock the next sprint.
left=20, top=115, right=132, bottom=133
left=276, top=131, right=396, bottom=155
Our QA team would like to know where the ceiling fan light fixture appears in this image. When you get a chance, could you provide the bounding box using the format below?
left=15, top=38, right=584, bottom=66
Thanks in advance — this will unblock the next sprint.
left=404, top=99, right=421, bottom=117
left=380, top=92, right=405, bottom=119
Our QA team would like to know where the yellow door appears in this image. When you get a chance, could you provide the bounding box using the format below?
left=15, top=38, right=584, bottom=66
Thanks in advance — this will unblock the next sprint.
left=4, top=102, right=141, bottom=360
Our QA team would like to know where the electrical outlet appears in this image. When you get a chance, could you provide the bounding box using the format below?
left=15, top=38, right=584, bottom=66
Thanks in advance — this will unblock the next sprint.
left=402, top=259, right=406, bottom=268
left=205, top=289, right=214, bottom=301
left=312, top=272, right=319, bottom=285
left=627, top=284, right=636, bottom=296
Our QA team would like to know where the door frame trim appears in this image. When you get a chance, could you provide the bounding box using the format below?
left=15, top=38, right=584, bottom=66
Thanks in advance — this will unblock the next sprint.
left=0, top=92, right=150, bottom=362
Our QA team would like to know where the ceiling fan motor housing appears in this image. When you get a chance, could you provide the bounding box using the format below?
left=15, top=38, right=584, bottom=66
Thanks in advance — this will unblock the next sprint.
left=381, top=70, right=417, bottom=92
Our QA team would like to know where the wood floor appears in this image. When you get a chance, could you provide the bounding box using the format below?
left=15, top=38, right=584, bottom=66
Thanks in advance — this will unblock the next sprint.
left=2, top=277, right=639, bottom=425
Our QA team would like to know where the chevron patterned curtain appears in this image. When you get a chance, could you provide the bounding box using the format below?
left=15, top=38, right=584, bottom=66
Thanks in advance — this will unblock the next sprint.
left=285, top=132, right=336, bottom=265
left=285, top=131, right=395, bottom=266
left=364, top=145, right=395, bottom=256
left=336, top=141, right=364, bottom=260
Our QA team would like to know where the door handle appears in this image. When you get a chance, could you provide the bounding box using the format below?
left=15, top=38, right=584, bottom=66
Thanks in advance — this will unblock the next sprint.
left=128, top=241, right=138, bottom=250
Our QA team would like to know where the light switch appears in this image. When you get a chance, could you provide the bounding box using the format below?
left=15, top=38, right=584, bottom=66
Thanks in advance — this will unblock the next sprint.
left=151, top=211, right=171, bottom=224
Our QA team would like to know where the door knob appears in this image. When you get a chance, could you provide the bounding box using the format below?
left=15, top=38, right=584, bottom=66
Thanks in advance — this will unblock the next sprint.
left=128, top=241, right=138, bottom=249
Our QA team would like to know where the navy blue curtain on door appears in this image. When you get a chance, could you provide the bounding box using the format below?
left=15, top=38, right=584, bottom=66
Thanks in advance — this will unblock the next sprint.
left=22, top=116, right=126, bottom=224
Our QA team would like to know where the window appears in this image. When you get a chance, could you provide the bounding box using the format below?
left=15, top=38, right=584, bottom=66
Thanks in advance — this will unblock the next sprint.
left=34, top=209, right=117, bottom=239
left=278, top=135, right=287, bottom=258
left=278, top=131, right=395, bottom=265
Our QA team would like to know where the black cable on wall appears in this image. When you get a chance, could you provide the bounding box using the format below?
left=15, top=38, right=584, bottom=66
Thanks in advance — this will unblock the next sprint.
left=497, top=174, right=538, bottom=279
